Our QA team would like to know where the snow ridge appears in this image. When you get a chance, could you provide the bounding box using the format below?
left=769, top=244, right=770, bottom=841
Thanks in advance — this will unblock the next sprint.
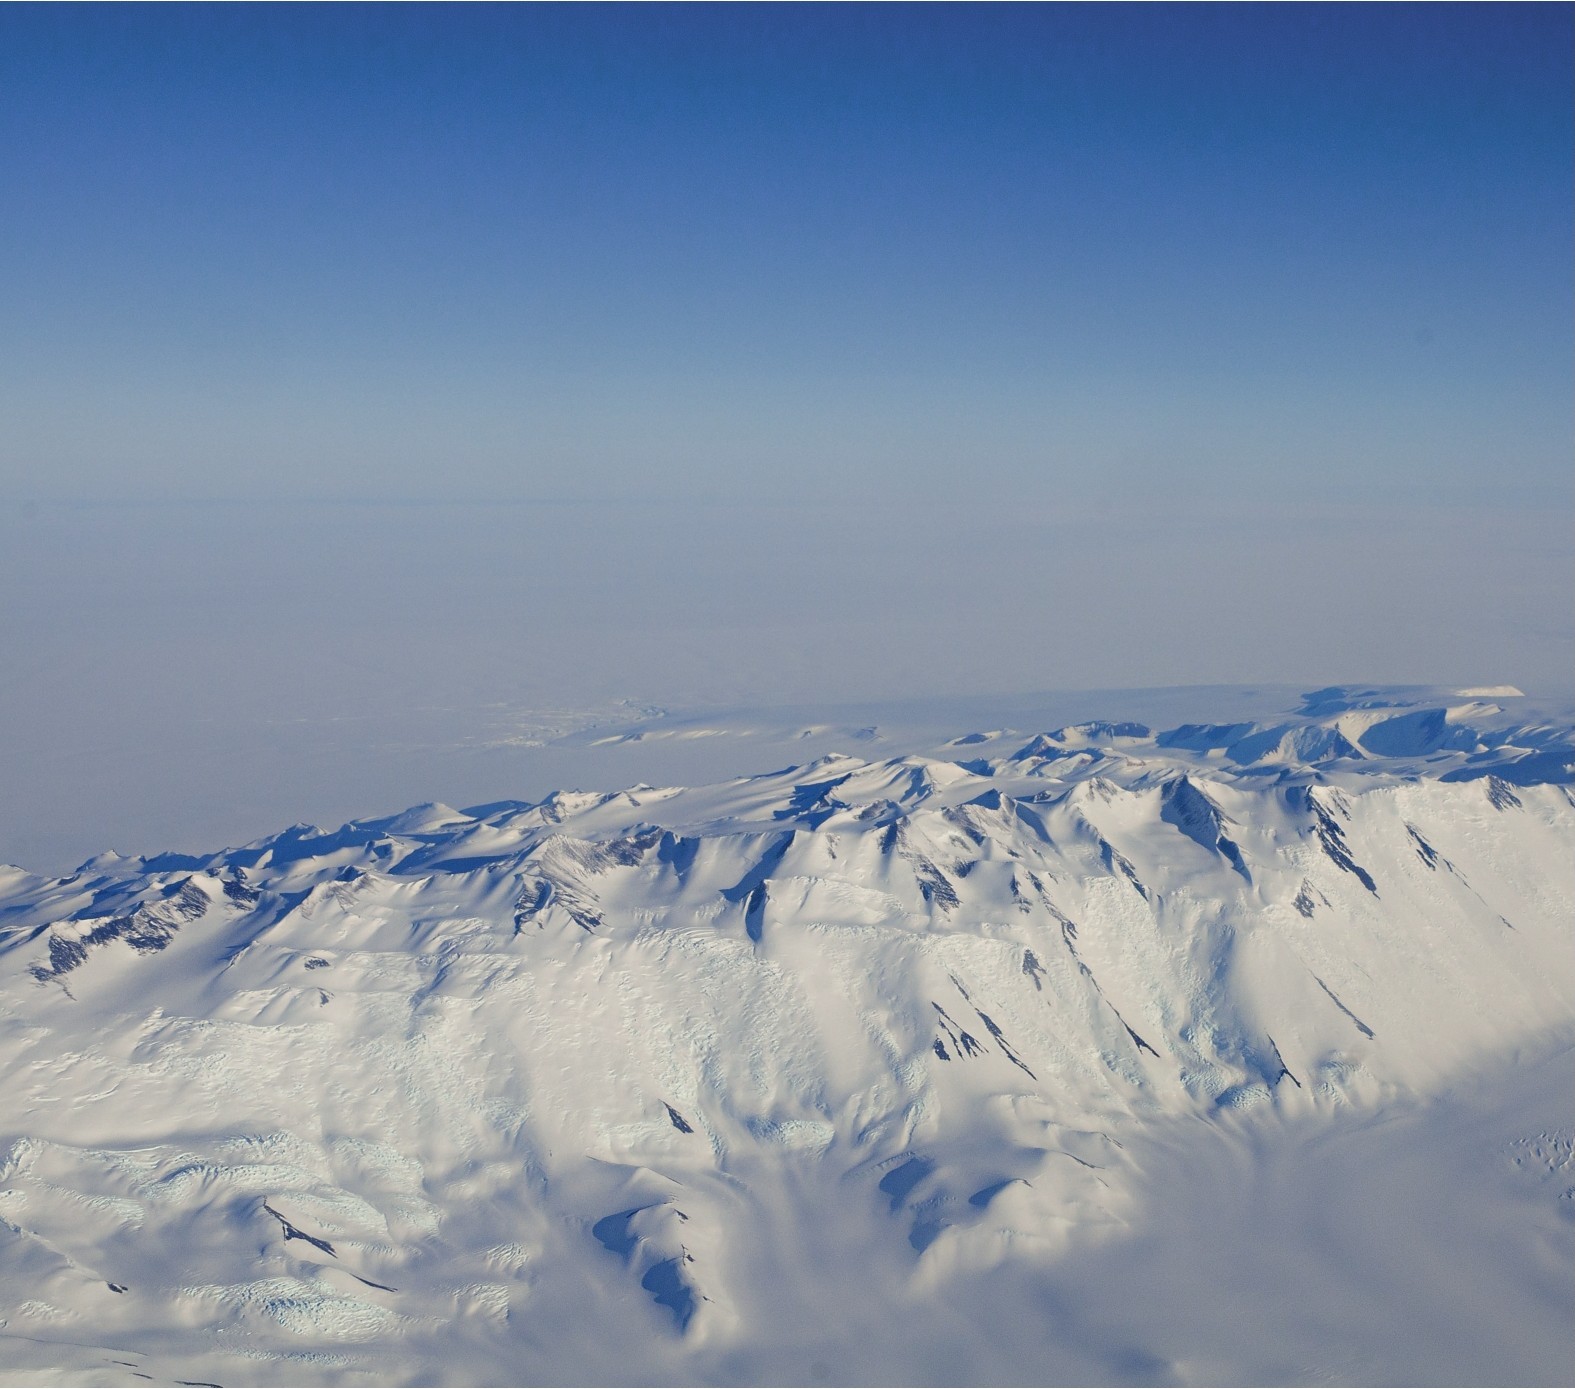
left=0, top=689, right=1571, bottom=1384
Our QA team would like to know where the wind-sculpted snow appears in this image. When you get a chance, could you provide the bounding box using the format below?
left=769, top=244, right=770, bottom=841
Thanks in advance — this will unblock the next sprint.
left=0, top=691, right=1571, bottom=1385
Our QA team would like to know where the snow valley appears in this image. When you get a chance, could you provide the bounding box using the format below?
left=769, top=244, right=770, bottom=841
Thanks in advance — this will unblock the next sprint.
left=0, top=687, right=1571, bottom=1386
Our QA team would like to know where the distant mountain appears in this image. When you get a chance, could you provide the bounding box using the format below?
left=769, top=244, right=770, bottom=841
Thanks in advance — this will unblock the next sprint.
left=1, top=690, right=1571, bottom=1385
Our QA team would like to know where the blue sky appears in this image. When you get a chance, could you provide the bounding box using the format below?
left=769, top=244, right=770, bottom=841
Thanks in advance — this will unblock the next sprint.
left=2, top=3, right=1569, bottom=505
left=0, top=4, right=1572, bottom=866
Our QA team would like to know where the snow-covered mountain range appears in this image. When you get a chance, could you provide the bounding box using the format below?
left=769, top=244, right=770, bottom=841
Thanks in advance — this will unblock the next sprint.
left=1, top=687, right=1571, bottom=1385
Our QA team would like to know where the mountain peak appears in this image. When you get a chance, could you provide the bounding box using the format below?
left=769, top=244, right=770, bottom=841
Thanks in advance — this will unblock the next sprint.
left=1, top=691, right=1570, bottom=1382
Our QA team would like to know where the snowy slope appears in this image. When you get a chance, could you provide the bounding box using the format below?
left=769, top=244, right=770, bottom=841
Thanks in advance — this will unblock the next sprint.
left=0, top=689, right=1571, bottom=1385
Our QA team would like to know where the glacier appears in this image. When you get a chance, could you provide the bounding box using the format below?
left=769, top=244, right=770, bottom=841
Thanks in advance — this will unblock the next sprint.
left=0, top=686, right=1571, bottom=1386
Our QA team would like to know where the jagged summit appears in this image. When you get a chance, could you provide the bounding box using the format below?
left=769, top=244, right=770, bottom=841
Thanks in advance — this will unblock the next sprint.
left=0, top=690, right=1570, bottom=1384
